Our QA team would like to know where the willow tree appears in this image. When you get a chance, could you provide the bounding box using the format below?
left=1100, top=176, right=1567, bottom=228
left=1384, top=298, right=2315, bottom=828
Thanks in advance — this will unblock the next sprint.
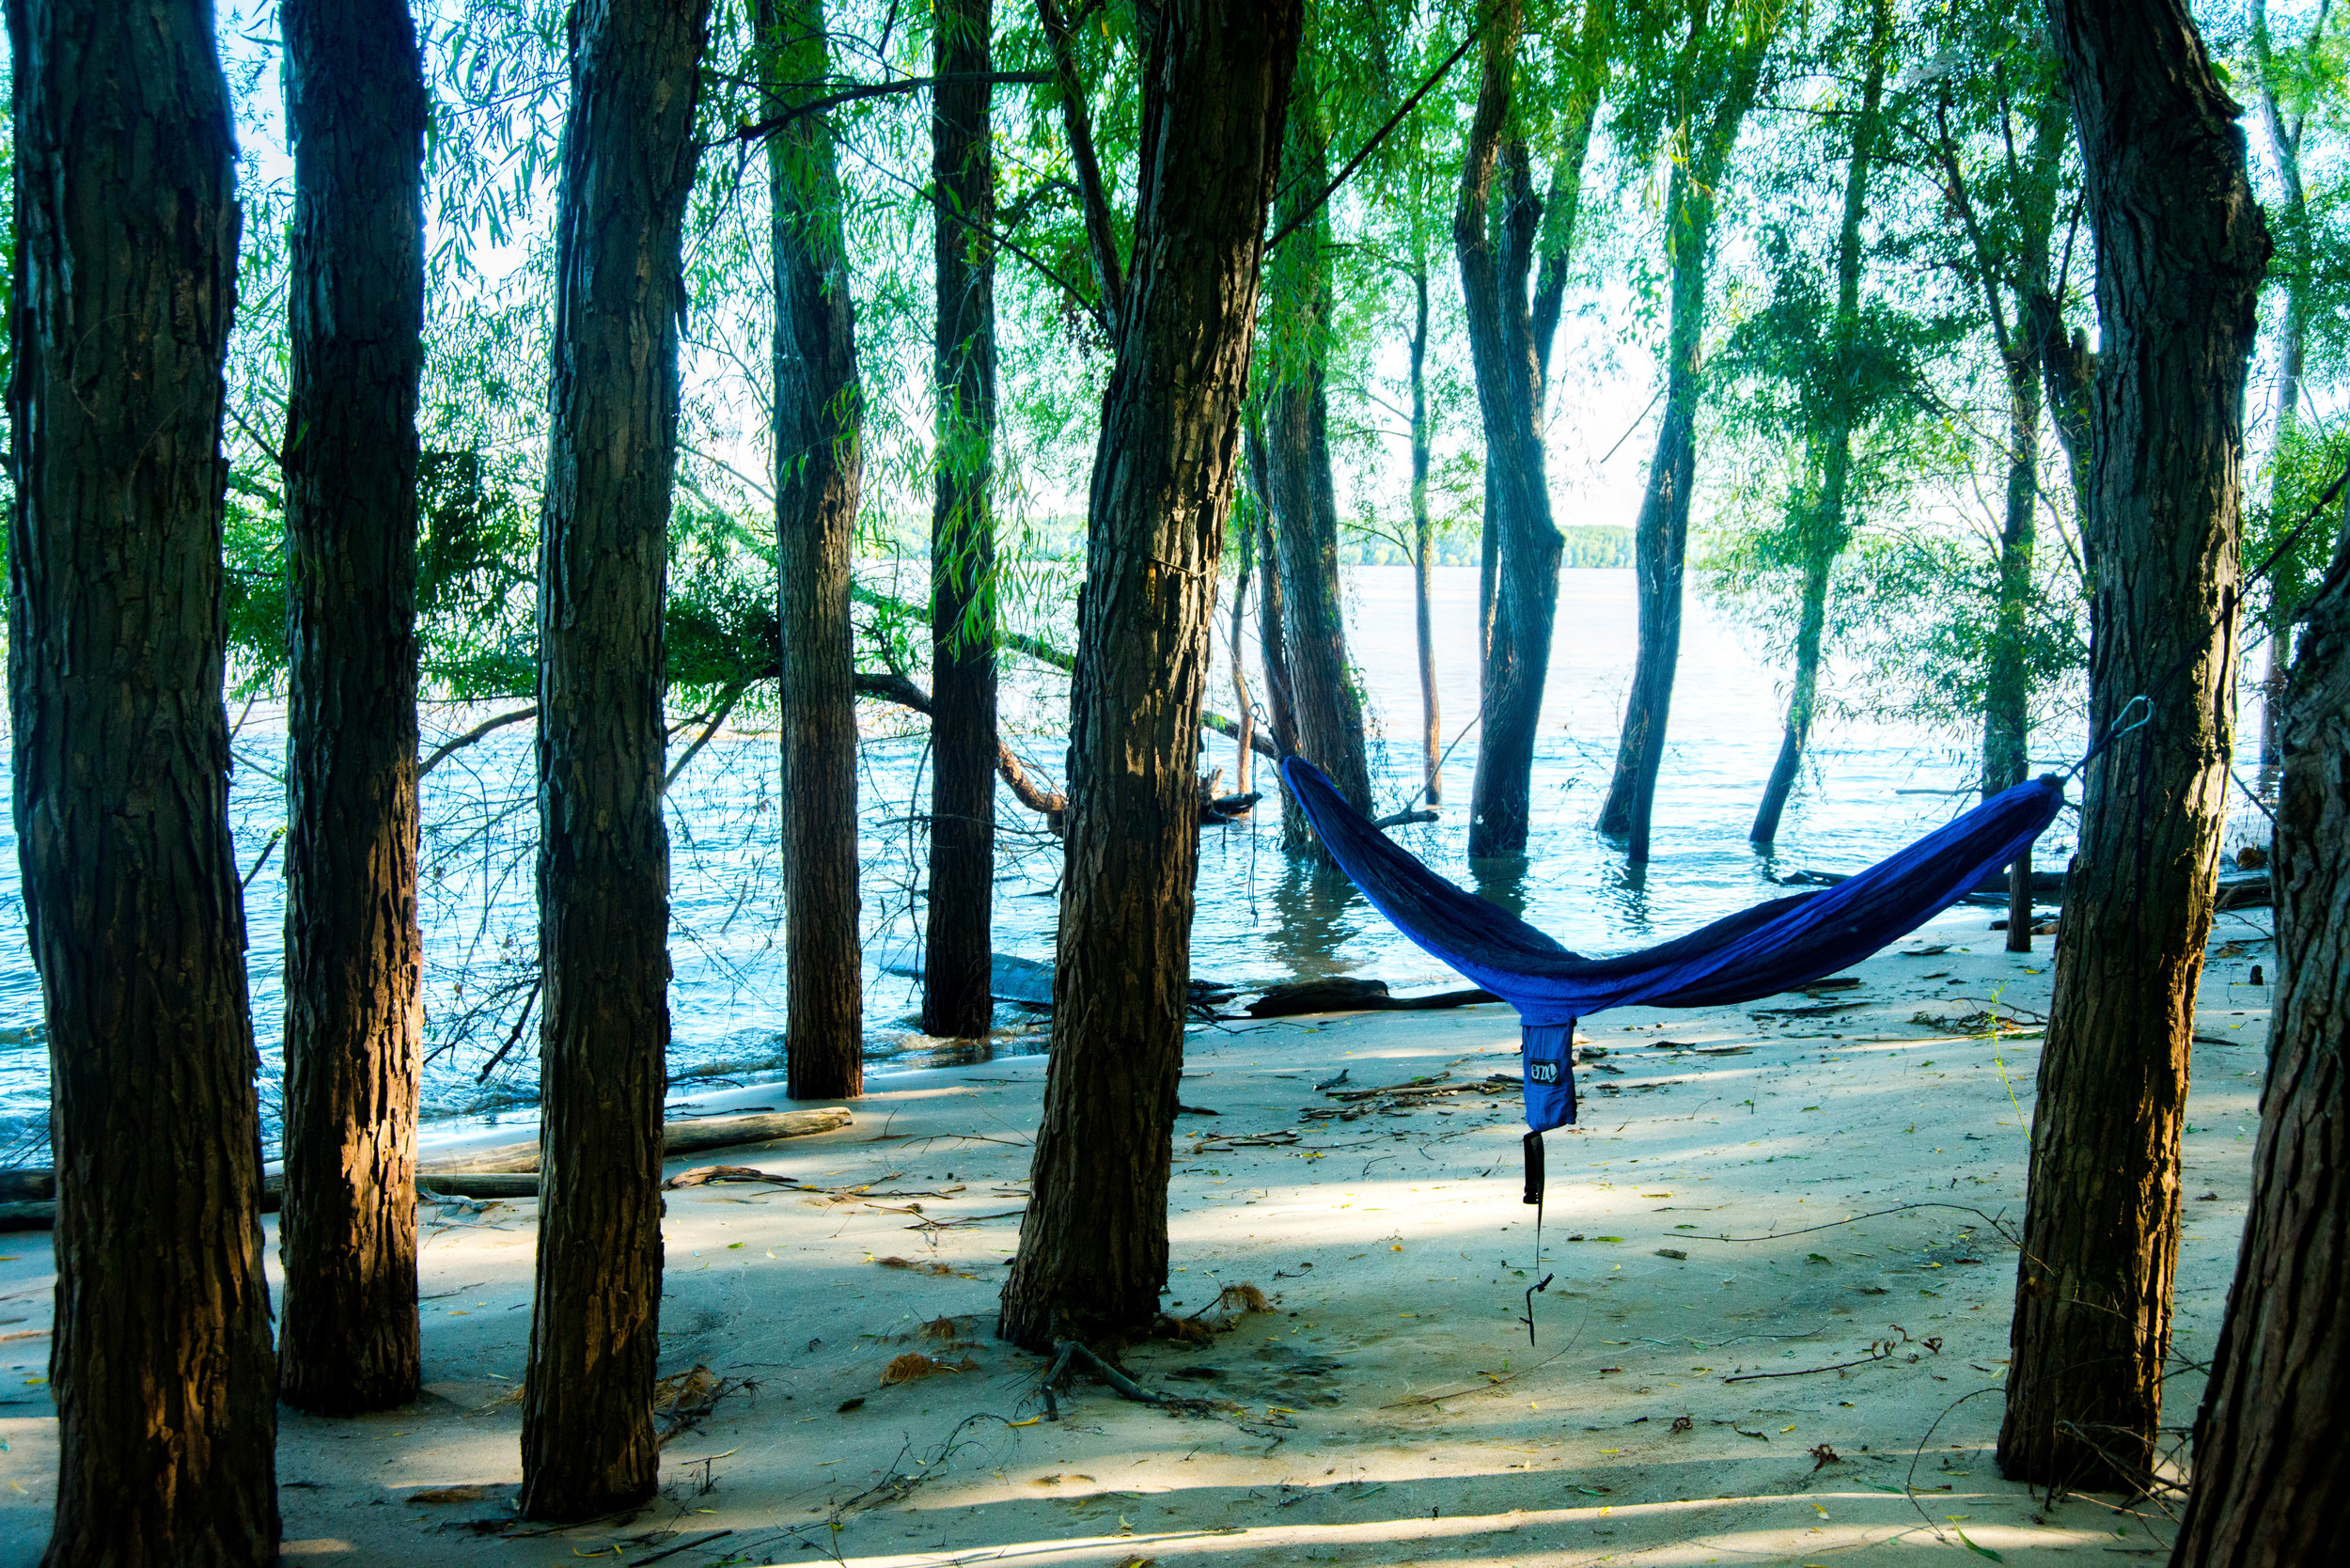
left=765, top=0, right=866, bottom=1097
left=2245, top=0, right=2349, bottom=767
left=999, top=0, right=1303, bottom=1351
left=1598, top=0, right=1786, bottom=862
left=2167, top=526, right=2350, bottom=1564
left=277, top=0, right=431, bottom=1416
left=1920, top=6, right=2075, bottom=947
left=1736, top=0, right=1896, bottom=846
left=1998, top=0, right=2269, bottom=1490
left=522, top=0, right=709, bottom=1519
left=1456, top=0, right=1566, bottom=859
left=8, top=0, right=279, bottom=1556
left=1264, top=50, right=1372, bottom=853
left=920, top=0, right=1001, bottom=1039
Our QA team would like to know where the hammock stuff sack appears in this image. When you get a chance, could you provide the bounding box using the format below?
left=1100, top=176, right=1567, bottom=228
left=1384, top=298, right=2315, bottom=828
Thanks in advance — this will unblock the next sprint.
left=1277, top=756, right=2065, bottom=1200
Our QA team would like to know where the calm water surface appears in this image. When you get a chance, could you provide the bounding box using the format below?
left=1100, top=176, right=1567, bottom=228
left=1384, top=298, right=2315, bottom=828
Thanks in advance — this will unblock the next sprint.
left=0, top=565, right=2095, bottom=1158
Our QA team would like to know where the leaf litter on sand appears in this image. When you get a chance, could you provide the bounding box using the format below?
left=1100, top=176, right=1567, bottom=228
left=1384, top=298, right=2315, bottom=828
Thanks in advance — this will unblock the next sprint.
left=653, top=1363, right=752, bottom=1445
left=871, top=1254, right=977, bottom=1278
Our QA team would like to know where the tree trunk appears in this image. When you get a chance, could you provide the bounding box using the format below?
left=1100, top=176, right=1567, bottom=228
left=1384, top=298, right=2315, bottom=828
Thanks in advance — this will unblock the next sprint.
left=1998, top=0, right=2268, bottom=1491
left=1529, top=0, right=1605, bottom=398
left=1979, top=66, right=2069, bottom=951
left=997, top=0, right=1300, bottom=1352
left=922, top=0, right=999, bottom=1041
left=8, top=2, right=280, bottom=1557
left=768, top=0, right=866, bottom=1099
left=1246, top=409, right=1300, bottom=755
left=1752, top=0, right=1888, bottom=846
left=1264, top=65, right=1371, bottom=853
left=521, top=0, right=706, bottom=1520
left=1986, top=347, right=2042, bottom=952
left=1229, top=514, right=1258, bottom=797
left=1598, top=14, right=1772, bottom=861
left=1456, top=1, right=1566, bottom=859
left=2251, top=0, right=2310, bottom=772
left=1751, top=553, right=1832, bottom=844
left=1409, top=266, right=1440, bottom=806
left=2165, top=527, right=2350, bottom=1563
left=276, top=0, right=430, bottom=1418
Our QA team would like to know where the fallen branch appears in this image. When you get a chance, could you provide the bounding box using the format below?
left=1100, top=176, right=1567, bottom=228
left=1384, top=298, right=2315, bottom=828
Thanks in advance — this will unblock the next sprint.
left=418, top=705, right=536, bottom=777
left=854, top=670, right=1067, bottom=820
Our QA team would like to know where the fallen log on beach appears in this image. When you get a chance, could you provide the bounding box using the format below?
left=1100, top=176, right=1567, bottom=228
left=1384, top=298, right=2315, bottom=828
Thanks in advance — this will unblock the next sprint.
left=0, top=1106, right=855, bottom=1230
left=415, top=1106, right=854, bottom=1174
left=1245, top=977, right=1499, bottom=1018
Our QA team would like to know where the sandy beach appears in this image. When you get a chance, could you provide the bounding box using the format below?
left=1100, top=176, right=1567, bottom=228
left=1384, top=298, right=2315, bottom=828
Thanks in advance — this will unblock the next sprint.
left=0, top=900, right=2278, bottom=1566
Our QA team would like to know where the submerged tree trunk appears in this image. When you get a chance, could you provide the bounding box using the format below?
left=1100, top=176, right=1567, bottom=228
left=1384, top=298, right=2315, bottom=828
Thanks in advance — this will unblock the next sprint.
left=1751, top=552, right=1832, bottom=843
left=8, top=5, right=281, bottom=1558
left=1752, top=0, right=1888, bottom=846
left=521, top=0, right=705, bottom=1521
left=277, top=0, right=430, bottom=1418
left=1409, top=266, right=1440, bottom=805
left=1998, top=0, right=2268, bottom=1492
left=1246, top=411, right=1300, bottom=757
left=998, top=0, right=1300, bottom=1352
left=1228, top=519, right=1258, bottom=797
left=2166, top=528, right=2350, bottom=1564
left=1265, top=65, right=1371, bottom=853
left=1456, top=3, right=1565, bottom=860
left=922, top=0, right=999, bottom=1040
left=1598, top=16, right=1772, bottom=862
left=768, top=0, right=866, bottom=1098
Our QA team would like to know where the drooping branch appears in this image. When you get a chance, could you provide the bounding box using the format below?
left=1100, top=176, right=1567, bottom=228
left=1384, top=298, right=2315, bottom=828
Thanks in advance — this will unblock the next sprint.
left=1262, top=18, right=1485, bottom=255
left=417, top=704, right=537, bottom=777
left=1035, top=0, right=1123, bottom=325
left=854, top=669, right=1066, bottom=817
left=727, top=71, right=1050, bottom=144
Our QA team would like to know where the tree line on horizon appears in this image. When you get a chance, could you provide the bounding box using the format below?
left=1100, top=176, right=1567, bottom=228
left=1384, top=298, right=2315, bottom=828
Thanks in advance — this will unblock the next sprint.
left=4, top=0, right=2349, bottom=1560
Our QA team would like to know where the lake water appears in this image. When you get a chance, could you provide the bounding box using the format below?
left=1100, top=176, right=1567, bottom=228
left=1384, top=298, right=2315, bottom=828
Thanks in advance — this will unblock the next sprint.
left=0, top=562, right=2139, bottom=1160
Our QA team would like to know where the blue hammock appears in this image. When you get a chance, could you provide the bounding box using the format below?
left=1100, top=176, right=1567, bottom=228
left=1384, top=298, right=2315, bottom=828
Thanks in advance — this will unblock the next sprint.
left=1277, top=757, right=2064, bottom=1164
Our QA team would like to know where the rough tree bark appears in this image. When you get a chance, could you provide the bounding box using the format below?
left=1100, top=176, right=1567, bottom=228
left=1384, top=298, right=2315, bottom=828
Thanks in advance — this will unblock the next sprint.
left=7, top=0, right=280, bottom=1558
left=1597, top=9, right=1774, bottom=861
left=923, top=0, right=1000, bottom=1040
left=1456, top=0, right=1565, bottom=859
left=521, top=0, right=707, bottom=1521
left=1751, top=0, right=1890, bottom=846
left=2165, top=529, right=2350, bottom=1565
left=1998, top=0, right=2268, bottom=1492
left=767, top=0, right=866, bottom=1098
left=1265, top=59, right=1371, bottom=855
left=277, top=0, right=430, bottom=1417
left=997, top=0, right=1301, bottom=1352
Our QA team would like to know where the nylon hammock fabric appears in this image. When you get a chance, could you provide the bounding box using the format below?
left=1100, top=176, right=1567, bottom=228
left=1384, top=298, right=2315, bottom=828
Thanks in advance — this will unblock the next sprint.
left=1278, top=757, right=2065, bottom=1140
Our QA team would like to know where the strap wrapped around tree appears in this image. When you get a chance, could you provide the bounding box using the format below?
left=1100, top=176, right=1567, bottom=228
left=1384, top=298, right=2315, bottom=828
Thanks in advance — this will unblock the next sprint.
left=1278, top=757, right=2065, bottom=1153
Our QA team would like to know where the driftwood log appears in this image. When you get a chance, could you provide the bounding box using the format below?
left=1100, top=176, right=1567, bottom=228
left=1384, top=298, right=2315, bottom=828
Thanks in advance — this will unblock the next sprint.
left=1244, top=977, right=1498, bottom=1018
left=414, top=1106, right=854, bottom=1174
left=0, top=1106, right=854, bottom=1231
